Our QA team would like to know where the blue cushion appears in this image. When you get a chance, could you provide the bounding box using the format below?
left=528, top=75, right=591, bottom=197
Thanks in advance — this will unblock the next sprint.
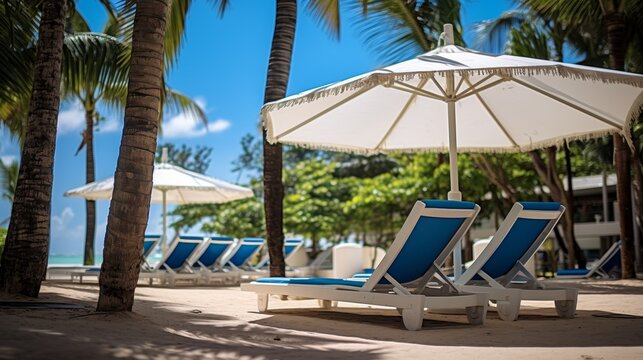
left=519, top=202, right=560, bottom=211
left=180, top=235, right=205, bottom=241
left=352, top=273, right=372, bottom=279
left=164, top=242, right=200, bottom=270
left=144, top=234, right=161, bottom=239
left=243, top=237, right=265, bottom=243
left=421, top=199, right=476, bottom=209
left=143, top=240, right=156, bottom=255
left=479, top=218, right=549, bottom=279
left=384, top=214, right=467, bottom=284
left=195, top=242, right=232, bottom=267
left=256, top=277, right=364, bottom=287
left=557, top=269, right=590, bottom=276
left=599, top=247, right=621, bottom=275
left=229, top=240, right=264, bottom=266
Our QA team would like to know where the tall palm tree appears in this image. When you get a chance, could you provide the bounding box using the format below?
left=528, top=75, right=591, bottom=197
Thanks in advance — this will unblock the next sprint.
left=63, top=9, right=207, bottom=266
left=262, top=0, right=298, bottom=277
left=96, top=0, right=171, bottom=311
left=522, top=0, right=642, bottom=279
left=63, top=25, right=128, bottom=266
left=0, top=0, right=67, bottom=297
left=261, top=0, right=369, bottom=276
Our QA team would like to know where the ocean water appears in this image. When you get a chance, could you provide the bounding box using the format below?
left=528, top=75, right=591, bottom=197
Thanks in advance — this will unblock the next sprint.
left=49, top=252, right=162, bottom=266
left=48, top=255, right=103, bottom=265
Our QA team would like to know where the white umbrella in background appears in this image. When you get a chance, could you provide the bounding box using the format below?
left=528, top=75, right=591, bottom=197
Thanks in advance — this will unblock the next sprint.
left=261, top=24, right=643, bottom=278
left=65, top=148, right=255, bottom=254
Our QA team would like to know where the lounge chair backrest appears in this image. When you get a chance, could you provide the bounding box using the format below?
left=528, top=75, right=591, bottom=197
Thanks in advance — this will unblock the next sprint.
left=194, top=236, right=234, bottom=268
left=143, top=234, right=161, bottom=258
left=284, top=239, right=304, bottom=259
left=362, top=200, right=480, bottom=291
left=228, top=238, right=265, bottom=267
left=598, top=241, right=621, bottom=276
left=457, top=202, right=564, bottom=285
left=157, top=235, right=205, bottom=271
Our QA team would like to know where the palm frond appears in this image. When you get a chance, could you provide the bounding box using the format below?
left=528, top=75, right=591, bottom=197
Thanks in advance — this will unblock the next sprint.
left=306, top=0, right=342, bottom=39
left=352, top=0, right=462, bottom=63
left=62, top=32, right=129, bottom=102
left=162, top=87, right=208, bottom=126
left=116, top=0, right=192, bottom=72
left=505, top=22, right=551, bottom=59
left=0, top=1, right=39, bottom=104
left=473, top=9, right=528, bottom=52
left=207, top=0, right=231, bottom=17
left=0, top=157, right=19, bottom=203
left=520, top=0, right=601, bottom=25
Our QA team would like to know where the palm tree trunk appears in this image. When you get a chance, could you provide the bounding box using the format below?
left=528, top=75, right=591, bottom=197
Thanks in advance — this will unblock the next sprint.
left=0, top=0, right=66, bottom=297
left=84, top=107, right=96, bottom=265
left=606, top=11, right=636, bottom=278
left=97, top=0, right=170, bottom=311
left=263, top=0, right=297, bottom=277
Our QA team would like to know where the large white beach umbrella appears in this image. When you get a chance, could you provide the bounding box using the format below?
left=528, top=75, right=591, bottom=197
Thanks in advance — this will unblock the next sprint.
left=262, top=24, right=643, bottom=277
left=65, top=151, right=254, bottom=254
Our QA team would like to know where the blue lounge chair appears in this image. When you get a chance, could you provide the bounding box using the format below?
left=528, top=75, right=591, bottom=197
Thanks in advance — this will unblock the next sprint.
left=557, top=241, right=621, bottom=279
left=255, top=238, right=305, bottom=269
left=241, top=200, right=489, bottom=331
left=141, top=234, right=161, bottom=270
left=455, top=202, right=579, bottom=321
left=223, top=237, right=266, bottom=271
left=189, top=236, right=239, bottom=284
left=50, top=234, right=162, bottom=282
left=140, top=235, right=206, bottom=286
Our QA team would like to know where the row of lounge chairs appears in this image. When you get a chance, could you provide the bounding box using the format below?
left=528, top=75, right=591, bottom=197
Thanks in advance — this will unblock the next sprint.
left=241, top=200, right=581, bottom=330
left=48, top=235, right=304, bottom=286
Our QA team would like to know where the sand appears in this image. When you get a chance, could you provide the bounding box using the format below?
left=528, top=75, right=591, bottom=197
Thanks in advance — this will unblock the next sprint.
left=1, top=278, right=642, bottom=359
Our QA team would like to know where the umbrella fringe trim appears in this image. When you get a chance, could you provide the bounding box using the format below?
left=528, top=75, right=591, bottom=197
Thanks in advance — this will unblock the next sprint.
left=262, top=65, right=643, bottom=113
left=269, top=129, right=625, bottom=155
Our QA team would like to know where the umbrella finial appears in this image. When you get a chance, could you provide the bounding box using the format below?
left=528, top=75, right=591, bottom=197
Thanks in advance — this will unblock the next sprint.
left=443, top=23, right=454, bottom=46
left=161, top=147, right=168, bottom=164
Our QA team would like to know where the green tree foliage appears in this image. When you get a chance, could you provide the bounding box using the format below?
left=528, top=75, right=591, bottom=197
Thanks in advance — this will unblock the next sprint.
left=155, top=143, right=213, bottom=174
left=0, top=227, right=6, bottom=258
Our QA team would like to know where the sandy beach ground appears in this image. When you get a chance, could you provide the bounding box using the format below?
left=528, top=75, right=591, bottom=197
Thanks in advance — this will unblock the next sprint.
left=1, top=278, right=642, bottom=359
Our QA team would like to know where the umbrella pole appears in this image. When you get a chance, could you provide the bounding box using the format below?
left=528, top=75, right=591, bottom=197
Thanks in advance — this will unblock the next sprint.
left=161, top=189, right=168, bottom=256
left=447, top=85, right=463, bottom=279
left=444, top=24, right=463, bottom=278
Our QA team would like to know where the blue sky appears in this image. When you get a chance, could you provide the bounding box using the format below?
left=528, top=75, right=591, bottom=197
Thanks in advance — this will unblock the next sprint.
left=0, top=0, right=513, bottom=257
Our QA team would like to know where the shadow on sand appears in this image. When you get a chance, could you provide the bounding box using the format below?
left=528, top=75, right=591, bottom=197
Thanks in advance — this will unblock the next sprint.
left=0, top=283, right=381, bottom=360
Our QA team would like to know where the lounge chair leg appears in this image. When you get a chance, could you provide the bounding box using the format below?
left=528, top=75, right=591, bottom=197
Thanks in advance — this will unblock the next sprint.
left=554, top=300, right=576, bottom=319
left=258, top=294, right=269, bottom=312
left=496, top=300, right=520, bottom=321
left=465, top=305, right=486, bottom=325
left=401, top=308, right=424, bottom=331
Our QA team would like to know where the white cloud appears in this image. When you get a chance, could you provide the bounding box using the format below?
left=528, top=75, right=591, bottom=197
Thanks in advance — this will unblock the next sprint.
left=98, top=117, right=121, bottom=133
left=57, top=101, right=85, bottom=134
left=51, top=207, right=84, bottom=242
left=1, top=155, right=16, bottom=166
left=160, top=97, right=231, bottom=139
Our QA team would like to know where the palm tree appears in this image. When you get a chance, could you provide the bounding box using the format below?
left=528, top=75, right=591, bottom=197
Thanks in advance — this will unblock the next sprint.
left=63, top=9, right=207, bottom=266
left=261, top=0, right=370, bottom=276
left=0, top=0, right=67, bottom=297
left=262, top=0, right=298, bottom=277
left=521, top=0, right=642, bottom=278
left=63, top=22, right=128, bottom=266
left=96, top=0, right=171, bottom=311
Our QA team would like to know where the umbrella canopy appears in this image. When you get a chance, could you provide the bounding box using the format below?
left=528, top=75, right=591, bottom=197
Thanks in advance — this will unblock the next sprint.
left=262, top=24, right=643, bottom=277
left=65, top=163, right=254, bottom=204
left=65, top=161, right=254, bottom=254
